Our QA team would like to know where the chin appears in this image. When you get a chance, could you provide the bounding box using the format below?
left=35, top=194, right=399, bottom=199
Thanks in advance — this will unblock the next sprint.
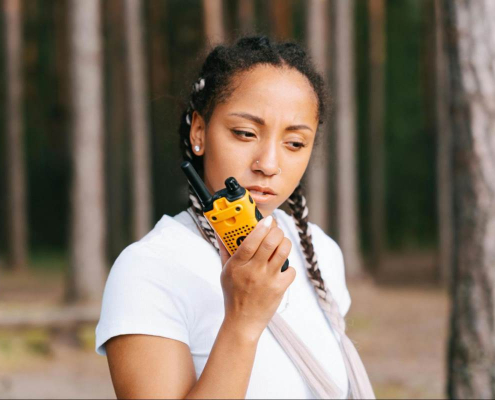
left=256, top=204, right=276, bottom=218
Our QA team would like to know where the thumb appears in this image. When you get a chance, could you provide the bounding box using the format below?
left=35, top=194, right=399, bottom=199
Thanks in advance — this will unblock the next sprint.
left=215, top=232, right=231, bottom=266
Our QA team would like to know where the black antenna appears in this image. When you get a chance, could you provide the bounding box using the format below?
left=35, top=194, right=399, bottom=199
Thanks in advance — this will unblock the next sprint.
left=181, top=161, right=212, bottom=209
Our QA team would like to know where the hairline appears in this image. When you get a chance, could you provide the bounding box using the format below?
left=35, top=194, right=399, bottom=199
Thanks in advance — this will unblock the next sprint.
left=202, top=63, right=321, bottom=127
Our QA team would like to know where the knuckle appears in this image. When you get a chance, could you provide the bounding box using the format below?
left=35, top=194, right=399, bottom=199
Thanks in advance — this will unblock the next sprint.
left=262, top=232, right=284, bottom=252
left=237, top=243, right=256, bottom=258
left=242, top=271, right=257, bottom=286
left=221, top=265, right=234, bottom=280
left=262, top=236, right=279, bottom=251
left=281, top=237, right=292, bottom=251
left=277, top=248, right=290, bottom=261
left=243, top=243, right=257, bottom=254
left=275, top=238, right=292, bottom=260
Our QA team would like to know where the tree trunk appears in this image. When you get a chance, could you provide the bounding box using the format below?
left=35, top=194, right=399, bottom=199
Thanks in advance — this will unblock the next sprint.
left=67, top=0, right=106, bottom=304
left=147, top=0, right=173, bottom=217
left=124, top=0, right=153, bottom=241
left=4, top=0, right=27, bottom=272
left=104, top=0, right=128, bottom=260
left=444, top=0, right=495, bottom=398
left=305, top=0, right=330, bottom=235
left=147, top=0, right=170, bottom=102
left=334, top=0, right=363, bottom=278
left=434, top=0, right=453, bottom=286
left=270, top=0, right=292, bottom=41
left=367, top=0, right=386, bottom=273
left=238, top=0, right=255, bottom=35
left=202, top=0, right=225, bottom=46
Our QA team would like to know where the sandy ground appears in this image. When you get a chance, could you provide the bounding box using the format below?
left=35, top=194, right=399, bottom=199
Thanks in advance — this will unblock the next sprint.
left=0, top=260, right=449, bottom=399
left=347, top=281, right=448, bottom=399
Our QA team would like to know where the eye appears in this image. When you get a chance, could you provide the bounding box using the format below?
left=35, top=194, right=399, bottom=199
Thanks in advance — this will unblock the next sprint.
left=287, top=141, right=307, bottom=150
left=232, top=130, right=256, bottom=138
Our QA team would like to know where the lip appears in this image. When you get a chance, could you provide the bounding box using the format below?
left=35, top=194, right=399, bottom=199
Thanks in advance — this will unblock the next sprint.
left=245, top=185, right=276, bottom=195
left=245, top=186, right=277, bottom=205
left=248, top=191, right=276, bottom=204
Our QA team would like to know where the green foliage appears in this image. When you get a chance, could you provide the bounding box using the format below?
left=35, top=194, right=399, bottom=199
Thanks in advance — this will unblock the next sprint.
left=29, top=249, right=67, bottom=273
left=24, top=328, right=51, bottom=355
left=0, top=1, right=6, bottom=256
left=384, top=0, right=436, bottom=249
left=77, top=323, right=98, bottom=352
left=0, top=328, right=52, bottom=369
left=24, top=0, right=70, bottom=251
left=356, top=0, right=437, bottom=252
left=355, top=0, right=371, bottom=251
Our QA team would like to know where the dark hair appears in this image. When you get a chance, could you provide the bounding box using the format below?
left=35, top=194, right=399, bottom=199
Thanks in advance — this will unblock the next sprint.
left=179, top=36, right=345, bottom=339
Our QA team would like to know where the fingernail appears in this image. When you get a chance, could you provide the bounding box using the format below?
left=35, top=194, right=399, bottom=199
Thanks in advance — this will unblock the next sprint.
left=262, top=215, right=273, bottom=228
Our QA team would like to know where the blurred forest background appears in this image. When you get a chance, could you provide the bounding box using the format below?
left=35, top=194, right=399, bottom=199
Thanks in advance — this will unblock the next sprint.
left=0, top=0, right=439, bottom=269
left=1, top=0, right=494, bottom=399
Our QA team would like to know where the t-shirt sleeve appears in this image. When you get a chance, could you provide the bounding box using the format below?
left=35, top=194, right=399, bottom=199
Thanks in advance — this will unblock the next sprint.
left=95, top=244, right=192, bottom=356
left=309, top=223, right=352, bottom=317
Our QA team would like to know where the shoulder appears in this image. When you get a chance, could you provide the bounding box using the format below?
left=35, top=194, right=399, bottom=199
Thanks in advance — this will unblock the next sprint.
left=96, top=212, right=222, bottom=355
left=99, top=211, right=221, bottom=320
left=118, top=211, right=216, bottom=266
left=100, top=216, right=202, bottom=313
left=106, top=212, right=220, bottom=288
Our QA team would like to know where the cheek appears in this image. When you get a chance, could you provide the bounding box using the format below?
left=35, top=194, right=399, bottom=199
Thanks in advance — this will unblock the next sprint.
left=282, top=156, right=310, bottom=189
left=203, top=135, right=249, bottom=191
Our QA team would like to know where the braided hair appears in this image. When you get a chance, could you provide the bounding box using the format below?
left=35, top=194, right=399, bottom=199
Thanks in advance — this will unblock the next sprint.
left=179, top=35, right=347, bottom=335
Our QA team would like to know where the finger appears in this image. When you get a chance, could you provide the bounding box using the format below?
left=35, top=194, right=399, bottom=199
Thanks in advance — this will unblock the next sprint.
left=215, top=232, right=231, bottom=266
left=267, top=237, right=292, bottom=274
left=278, top=265, right=297, bottom=287
left=251, top=227, right=285, bottom=266
left=233, top=215, right=274, bottom=264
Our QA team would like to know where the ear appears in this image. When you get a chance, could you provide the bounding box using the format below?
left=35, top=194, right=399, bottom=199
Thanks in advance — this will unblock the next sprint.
left=189, top=111, right=206, bottom=156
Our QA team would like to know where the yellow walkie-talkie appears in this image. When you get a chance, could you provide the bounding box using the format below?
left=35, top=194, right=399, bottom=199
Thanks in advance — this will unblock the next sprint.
left=181, top=161, right=289, bottom=272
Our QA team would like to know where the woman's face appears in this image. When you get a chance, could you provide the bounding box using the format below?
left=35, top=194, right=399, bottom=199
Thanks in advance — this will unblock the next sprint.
left=189, top=65, right=319, bottom=217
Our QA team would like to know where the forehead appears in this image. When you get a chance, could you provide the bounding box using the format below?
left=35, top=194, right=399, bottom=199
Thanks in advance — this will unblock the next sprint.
left=216, top=65, right=319, bottom=123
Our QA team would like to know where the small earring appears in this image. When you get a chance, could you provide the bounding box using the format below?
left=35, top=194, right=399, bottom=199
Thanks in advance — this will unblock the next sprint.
left=194, top=145, right=200, bottom=152
left=276, top=168, right=282, bottom=175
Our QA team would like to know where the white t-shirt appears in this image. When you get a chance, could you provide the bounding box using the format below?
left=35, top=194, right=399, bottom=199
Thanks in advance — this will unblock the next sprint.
left=95, top=208, right=351, bottom=399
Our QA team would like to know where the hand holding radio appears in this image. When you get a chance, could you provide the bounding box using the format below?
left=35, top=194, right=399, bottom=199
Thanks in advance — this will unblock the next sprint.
left=181, top=161, right=296, bottom=339
left=217, top=214, right=296, bottom=340
left=181, top=161, right=290, bottom=272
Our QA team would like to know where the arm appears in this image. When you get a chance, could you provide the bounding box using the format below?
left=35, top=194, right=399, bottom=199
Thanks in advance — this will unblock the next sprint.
left=105, top=216, right=295, bottom=399
left=186, top=318, right=259, bottom=399
left=106, top=319, right=259, bottom=399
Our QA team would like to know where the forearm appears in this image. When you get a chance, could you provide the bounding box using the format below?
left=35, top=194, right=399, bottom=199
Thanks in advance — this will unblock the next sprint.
left=186, top=319, right=260, bottom=399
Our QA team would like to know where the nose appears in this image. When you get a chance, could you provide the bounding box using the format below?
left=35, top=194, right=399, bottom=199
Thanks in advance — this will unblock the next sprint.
left=252, top=141, right=280, bottom=176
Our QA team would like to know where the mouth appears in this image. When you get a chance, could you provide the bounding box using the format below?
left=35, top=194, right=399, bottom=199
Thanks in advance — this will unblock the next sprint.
left=245, top=186, right=277, bottom=204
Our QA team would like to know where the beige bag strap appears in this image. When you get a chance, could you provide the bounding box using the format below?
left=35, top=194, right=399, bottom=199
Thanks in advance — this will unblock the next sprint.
left=268, top=313, right=345, bottom=398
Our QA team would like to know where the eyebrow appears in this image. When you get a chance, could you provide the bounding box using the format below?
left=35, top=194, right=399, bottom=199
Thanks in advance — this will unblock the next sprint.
left=228, top=112, right=313, bottom=133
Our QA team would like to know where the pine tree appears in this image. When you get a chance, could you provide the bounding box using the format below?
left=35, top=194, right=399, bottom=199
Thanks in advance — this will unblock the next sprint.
left=445, top=0, right=495, bottom=397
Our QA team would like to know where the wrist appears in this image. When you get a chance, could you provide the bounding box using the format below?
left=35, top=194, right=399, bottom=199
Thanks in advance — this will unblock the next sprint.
left=221, top=316, right=262, bottom=345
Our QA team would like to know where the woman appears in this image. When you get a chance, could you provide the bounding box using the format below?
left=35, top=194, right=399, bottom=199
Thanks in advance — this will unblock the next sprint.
left=95, top=35, right=374, bottom=399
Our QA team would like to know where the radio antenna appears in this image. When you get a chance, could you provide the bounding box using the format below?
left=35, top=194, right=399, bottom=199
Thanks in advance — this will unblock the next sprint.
left=181, top=161, right=213, bottom=209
